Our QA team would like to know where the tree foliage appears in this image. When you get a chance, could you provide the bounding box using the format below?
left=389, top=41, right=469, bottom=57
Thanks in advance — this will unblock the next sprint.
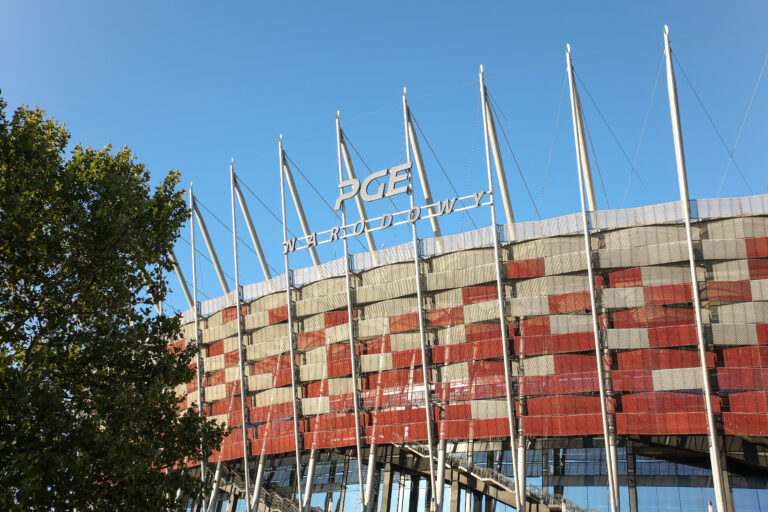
left=0, top=96, right=225, bottom=511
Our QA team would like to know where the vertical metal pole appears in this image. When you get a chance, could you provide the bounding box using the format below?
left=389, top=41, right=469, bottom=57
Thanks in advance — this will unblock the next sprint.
left=403, top=90, right=442, bottom=238
left=193, top=201, right=231, bottom=294
left=249, top=455, right=266, bottom=512
left=663, top=24, right=727, bottom=512
left=279, top=136, right=304, bottom=507
left=225, top=493, right=238, bottom=512
left=206, top=461, right=223, bottom=512
left=434, top=439, right=446, bottom=512
left=566, top=47, right=619, bottom=512
left=230, top=160, right=251, bottom=506
left=234, top=177, right=273, bottom=281
left=396, top=471, right=406, bottom=512
left=303, top=449, right=318, bottom=512
left=282, top=157, right=322, bottom=270
left=190, top=184, right=207, bottom=495
left=364, top=446, right=378, bottom=510
left=338, top=134, right=377, bottom=252
left=482, top=93, right=515, bottom=230
left=479, top=65, right=522, bottom=511
left=565, top=45, right=598, bottom=214
left=402, top=89, right=437, bottom=510
left=336, top=457, right=350, bottom=512
left=517, top=438, right=526, bottom=506
left=170, top=249, right=194, bottom=308
left=335, top=111, right=368, bottom=512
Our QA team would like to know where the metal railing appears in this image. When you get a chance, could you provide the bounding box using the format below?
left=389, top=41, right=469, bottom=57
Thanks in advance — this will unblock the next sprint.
left=403, top=443, right=599, bottom=512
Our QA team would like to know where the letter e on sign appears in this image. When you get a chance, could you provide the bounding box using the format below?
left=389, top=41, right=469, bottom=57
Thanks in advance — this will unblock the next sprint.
left=385, top=163, right=411, bottom=199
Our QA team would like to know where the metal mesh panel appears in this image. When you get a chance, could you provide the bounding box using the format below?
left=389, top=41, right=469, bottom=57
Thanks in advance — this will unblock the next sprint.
left=170, top=194, right=768, bottom=509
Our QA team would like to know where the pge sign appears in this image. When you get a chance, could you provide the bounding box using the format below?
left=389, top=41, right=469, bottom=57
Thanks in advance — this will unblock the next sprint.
left=282, top=159, right=490, bottom=254
left=334, top=163, right=411, bottom=210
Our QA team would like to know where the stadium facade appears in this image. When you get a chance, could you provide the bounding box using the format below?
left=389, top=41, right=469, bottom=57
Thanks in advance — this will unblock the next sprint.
left=169, top=28, right=768, bottom=512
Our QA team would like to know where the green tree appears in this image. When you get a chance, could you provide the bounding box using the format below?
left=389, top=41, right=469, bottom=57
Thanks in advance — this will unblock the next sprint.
left=0, top=97, right=225, bottom=511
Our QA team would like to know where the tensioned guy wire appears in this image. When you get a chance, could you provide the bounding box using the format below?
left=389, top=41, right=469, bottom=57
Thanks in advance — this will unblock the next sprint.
left=408, top=111, right=479, bottom=229
left=236, top=175, right=301, bottom=239
left=541, top=75, right=567, bottom=204
left=673, top=53, right=754, bottom=194
left=486, top=93, right=542, bottom=220
left=487, top=92, right=565, bottom=209
left=284, top=152, right=368, bottom=252
left=342, top=132, right=403, bottom=213
left=578, top=97, right=611, bottom=209
left=716, top=53, right=767, bottom=196
left=575, top=71, right=654, bottom=203
left=196, top=198, right=280, bottom=275
left=623, top=54, right=665, bottom=207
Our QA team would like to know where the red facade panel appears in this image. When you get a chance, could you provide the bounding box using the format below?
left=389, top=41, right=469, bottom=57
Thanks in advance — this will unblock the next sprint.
left=548, top=291, right=591, bottom=314
left=607, top=268, right=643, bottom=288
left=620, top=392, right=718, bottom=413
left=507, top=258, right=545, bottom=279
left=746, top=237, right=768, bottom=259
left=611, top=370, right=654, bottom=392
left=748, top=259, right=768, bottom=280
left=728, top=391, right=768, bottom=413
left=465, top=323, right=502, bottom=342
left=268, top=305, right=288, bottom=325
left=462, top=286, right=498, bottom=305
left=435, top=377, right=506, bottom=402
left=389, top=313, right=420, bottom=334
left=427, top=307, right=464, bottom=327
left=717, top=368, right=768, bottom=390
left=522, top=414, right=603, bottom=436
left=221, top=305, right=247, bottom=324
left=613, top=307, right=695, bottom=328
left=647, top=324, right=698, bottom=348
left=643, top=283, right=692, bottom=306
left=723, top=413, right=768, bottom=436
left=224, top=349, right=239, bottom=367
left=519, top=316, right=550, bottom=335
left=431, top=339, right=503, bottom=364
left=519, top=372, right=600, bottom=396
left=526, top=395, right=602, bottom=416
left=616, top=412, right=708, bottom=435
left=324, top=309, right=356, bottom=328
left=616, top=349, right=713, bottom=370
left=514, top=332, right=594, bottom=356
left=297, top=329, right=325, bottom=349
left=207, top=339, right=224, bottom=357
left=706, top=280, right=752, bottom=303
left=722, top=346, right=768, bottom=368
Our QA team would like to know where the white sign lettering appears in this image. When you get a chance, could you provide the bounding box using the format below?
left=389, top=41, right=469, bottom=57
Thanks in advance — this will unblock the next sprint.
left=334, top=163, right=412, bottom=210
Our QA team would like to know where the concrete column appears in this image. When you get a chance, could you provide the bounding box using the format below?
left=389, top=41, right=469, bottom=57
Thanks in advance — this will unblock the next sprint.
left=380, top=464, right=395, bottom=512
left=449, top=479, right=460, bottom=512
left=224, top=493, right=238, bottom=512
left=626, top=441, right=638, bottom=512
left=409, top=475, right=420, bottom=512
left=396, top=471, right=407, bottom=512
left=472, top=490, right=483, bottom=512
left=465, top=445, right=473, bottom=512
left=335, top=458, right=350, bottom=512
left=542, top=443, right=549, bottom=497
left=718, top=449, right=735, bottom=512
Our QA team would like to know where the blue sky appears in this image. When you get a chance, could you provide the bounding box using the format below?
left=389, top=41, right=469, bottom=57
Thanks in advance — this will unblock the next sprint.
left=2, top=1, right=767, bottom=314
